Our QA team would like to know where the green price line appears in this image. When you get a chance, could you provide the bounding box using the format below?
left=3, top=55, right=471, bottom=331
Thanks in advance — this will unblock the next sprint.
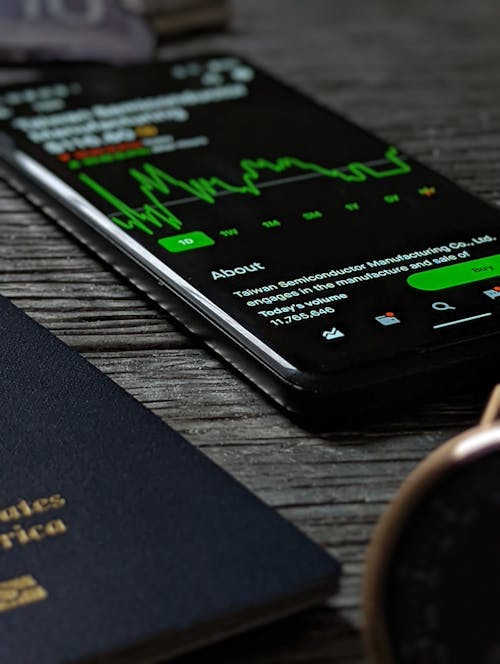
left=78, top=146, right=411, bottom=237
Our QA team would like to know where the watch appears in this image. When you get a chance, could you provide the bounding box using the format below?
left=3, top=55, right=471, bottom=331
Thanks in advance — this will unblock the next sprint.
left=364, top=385, right=500, bottom=663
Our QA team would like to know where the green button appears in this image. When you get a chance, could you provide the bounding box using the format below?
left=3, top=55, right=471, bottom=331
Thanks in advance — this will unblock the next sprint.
left=407, top=253, right=500, bottom=291
left=158, top=231, right=214, bottom=253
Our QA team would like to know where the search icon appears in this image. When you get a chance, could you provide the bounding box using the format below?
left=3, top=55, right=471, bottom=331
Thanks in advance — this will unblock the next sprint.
left=432, top=301, right=456, bottom=311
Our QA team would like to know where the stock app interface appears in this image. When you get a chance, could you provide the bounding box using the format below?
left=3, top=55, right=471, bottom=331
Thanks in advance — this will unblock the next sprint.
left=1, top=55, right=500, bottom=374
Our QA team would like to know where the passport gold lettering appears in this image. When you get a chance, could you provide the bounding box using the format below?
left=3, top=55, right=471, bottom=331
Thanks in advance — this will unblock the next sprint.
left=0, top=520, right=66, bottom=551
left=0, top=494, right=67, bottom=553
left=32, top=498, right=49, bottom=512
left=0, top=494, right=65, bottom=523
left=0, top=576, right=48, bottom=613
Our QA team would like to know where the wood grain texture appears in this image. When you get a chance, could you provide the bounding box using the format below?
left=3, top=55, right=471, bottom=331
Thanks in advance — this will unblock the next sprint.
left=1, top=1, right=499, bottom=661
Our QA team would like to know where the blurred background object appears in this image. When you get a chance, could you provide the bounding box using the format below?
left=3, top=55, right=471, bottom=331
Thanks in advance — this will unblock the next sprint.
left=123, top=0, right=229, bottom=41
left=0, top=0, right=229, bottom=64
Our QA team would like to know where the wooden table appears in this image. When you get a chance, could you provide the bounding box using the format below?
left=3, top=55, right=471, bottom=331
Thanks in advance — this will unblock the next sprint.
left=1, top=1, right=499, bottom=661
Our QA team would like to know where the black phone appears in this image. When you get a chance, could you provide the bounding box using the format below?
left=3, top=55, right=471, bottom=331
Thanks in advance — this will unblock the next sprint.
left=0, top=54, right=499, bottom=418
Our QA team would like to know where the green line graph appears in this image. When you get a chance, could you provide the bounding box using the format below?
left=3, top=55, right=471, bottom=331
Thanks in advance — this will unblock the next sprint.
left=78, top=146, right=411, bottom=236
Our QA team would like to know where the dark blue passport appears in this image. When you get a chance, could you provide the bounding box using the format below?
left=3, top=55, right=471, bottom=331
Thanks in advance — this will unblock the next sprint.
left=0, top=295, right=339, bottom=663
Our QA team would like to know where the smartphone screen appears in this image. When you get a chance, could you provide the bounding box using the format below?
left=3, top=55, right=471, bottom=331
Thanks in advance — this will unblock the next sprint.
left=0, top=55, right=499, bottom=382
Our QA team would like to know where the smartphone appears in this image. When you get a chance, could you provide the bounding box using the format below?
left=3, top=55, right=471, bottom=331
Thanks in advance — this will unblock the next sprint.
left=0, top=54, right=499, bottom=418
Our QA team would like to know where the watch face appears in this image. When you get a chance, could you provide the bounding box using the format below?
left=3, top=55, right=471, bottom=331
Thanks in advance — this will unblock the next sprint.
left=383, top=448, right=500, bottom=663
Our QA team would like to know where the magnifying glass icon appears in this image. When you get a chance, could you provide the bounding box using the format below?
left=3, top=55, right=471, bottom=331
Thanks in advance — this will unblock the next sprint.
left=432, top=301, right=456, bottom=311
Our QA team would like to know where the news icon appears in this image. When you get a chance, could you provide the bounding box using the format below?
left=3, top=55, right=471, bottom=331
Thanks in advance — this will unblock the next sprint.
left=375, top=312, right=401, bottom=326
left=483, top=287, right=500, bottom=300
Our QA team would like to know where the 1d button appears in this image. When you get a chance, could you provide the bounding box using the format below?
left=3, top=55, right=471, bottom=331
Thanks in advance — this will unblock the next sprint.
left=158, top=231, right=215, bottom=253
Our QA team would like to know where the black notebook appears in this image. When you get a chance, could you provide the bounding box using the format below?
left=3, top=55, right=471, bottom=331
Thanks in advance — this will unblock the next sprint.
left=0, top=295, right=339, bottom=663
